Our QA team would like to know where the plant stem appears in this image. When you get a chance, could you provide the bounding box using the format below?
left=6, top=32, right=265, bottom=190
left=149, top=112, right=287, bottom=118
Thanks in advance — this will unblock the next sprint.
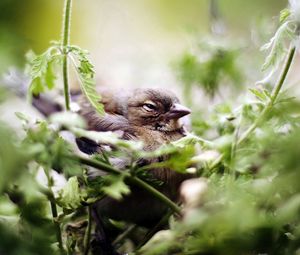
left=112, top=224, right=137, bottom=248
left=74, top=156, right=181, bottom=214
left=77, top=156, right=124, bottom=175
left=130, top=176, right=181, bottom=214
left=62, top=0, right=72, bottom=111
left=49, top=196, right=64, bottom=254
left=136, top=210, right=173, bottom=250
left=45, top=170, right=65, bottom=254
left=237, top=45, right=296, bottom=145
left=209, top=45, right=296, bottom=170
left=84, top=205, right=92, bottom=255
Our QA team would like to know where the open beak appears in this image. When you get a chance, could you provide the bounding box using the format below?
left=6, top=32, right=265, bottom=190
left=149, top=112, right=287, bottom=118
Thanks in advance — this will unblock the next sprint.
left=165, top=103, right=191, bottom=120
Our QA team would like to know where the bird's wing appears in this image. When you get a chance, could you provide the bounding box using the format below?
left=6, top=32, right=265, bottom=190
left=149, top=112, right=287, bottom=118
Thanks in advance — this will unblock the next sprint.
left=76, top=90, right=135, bottom=155
left=78, top=88, right=131, bottom=132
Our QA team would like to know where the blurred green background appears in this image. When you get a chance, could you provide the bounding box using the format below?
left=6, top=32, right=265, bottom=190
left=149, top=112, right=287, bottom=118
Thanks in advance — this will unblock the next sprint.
left=0, top=0, right=286, bottom=88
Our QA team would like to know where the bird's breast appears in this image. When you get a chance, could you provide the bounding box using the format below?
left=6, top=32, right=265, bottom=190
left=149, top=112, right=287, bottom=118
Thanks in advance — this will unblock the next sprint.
left=132, top=127, right=184, bottom=151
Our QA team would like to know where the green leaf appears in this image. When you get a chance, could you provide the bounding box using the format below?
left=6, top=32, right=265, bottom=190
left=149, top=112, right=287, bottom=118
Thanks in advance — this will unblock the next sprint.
left=68, top=45, right=104, bottom=115
left=56, top=177, right=86, bottom=210
left=249, top=88, right=267, bottom=102
left=30, top=77, right=44, bottom=95
left=280, top=8, right=291, bottom=24
left=15, top=112, right=30, bottom=124
left=26, top=47, right=61, bottom=95
left=78, top=76, right=104, bottom=115
left=45, top=60, right=56, bottom=90
left=263, top=89, right=272, bottom=99
left=101, top=174, right=130, bottom=200
left=261, top=21, right=295, bottom=72
left=172, top=133, right=213, bottom=148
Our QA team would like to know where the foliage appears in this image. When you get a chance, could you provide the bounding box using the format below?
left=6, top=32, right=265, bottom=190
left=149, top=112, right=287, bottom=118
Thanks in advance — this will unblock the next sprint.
left=258, top=0, right=300, bottom=84
left=26, top=42, right=104, bottom=114
left=1, top=1, right=300, bottom=255
left=174, top=40, right=243, bottom=100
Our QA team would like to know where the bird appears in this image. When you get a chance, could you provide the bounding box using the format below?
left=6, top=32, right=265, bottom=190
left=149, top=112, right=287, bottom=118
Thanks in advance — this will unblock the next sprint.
left=75, top=88, right=192, bottom=254
left=4, top=79, right=192, bottom=254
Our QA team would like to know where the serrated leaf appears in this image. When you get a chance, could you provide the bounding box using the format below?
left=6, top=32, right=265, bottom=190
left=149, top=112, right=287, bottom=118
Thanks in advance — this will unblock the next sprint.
left=263, top=89, right=272, bottom=99
left=171, top=133, right=212, bottom=148
left=101, top=174, right=130, bottom=200
left=15, top=112, right=30, bottom=123
left=69, top=45, right=104, bottom=115
left=45, top=61, right=56, bottom=90
left=56, top=176, right=86, bottom=210
left=79, top=75, right=104, bottom=115
left=27, top=47, right=61, bottom=95
left=277, top=96, right=296, bottom=104
left=261, top=21, right=295, bottom=72
left=249, top=88, right=267, bottom=102
left=30, top=77, right=44, bottom=95
left=280, top=8, right=291, bottom=24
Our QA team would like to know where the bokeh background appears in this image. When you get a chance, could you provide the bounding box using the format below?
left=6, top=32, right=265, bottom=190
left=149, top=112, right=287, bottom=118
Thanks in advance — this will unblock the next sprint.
left=0, top=0, right=286, bottom=86
left=1, top=0, right=297, bottom=129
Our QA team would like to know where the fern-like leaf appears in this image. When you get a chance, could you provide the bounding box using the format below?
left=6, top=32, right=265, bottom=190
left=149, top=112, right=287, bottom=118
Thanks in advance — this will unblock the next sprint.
left=26, top=47, right=61, bottom=95
left=69, top=45, right=104, bottom=115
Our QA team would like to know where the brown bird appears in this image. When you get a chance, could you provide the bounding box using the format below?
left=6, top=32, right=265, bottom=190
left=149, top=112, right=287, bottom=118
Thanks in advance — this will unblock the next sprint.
left=76, top=88, right=191, bottom=254
left=3, top=73, right=192, bottom=253
left=8, top=83, right=191, bottom=254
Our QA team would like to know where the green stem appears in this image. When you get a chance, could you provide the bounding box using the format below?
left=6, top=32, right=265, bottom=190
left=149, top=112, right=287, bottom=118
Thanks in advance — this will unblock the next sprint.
left=112, top=224, right=137, bottom=248
left=84, top=205, right=92, bottom=255
left=62, top=0, right=72, bottom=111
left=77, top=156, right=124, bottom=175
left=45, top=170, right=65, bottom=254
left=237, top=46, right=296, bottom=145
left=209, top=45, right=296, bottom=170
left=75, top=156, right=182, bottom=214
left=131, top=176, right=181, bottom=214
left=136, top=210, right=172, bottom=251
left=49, top=196, right=64, bottom=253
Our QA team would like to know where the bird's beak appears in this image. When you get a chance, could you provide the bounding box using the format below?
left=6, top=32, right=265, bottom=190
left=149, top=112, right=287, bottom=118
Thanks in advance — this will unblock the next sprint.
left=165, top=103, right=191, bottom=120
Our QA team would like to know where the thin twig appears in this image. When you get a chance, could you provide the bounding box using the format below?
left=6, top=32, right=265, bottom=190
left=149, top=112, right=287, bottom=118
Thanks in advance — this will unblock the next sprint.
left=112, top=224, right=137, bottom=248
left=136, top=210, right=173, bottom=251
left=84, top=205, right=92, bottom=255
left=62, top=0, right=72, bottom=110
left=44, top=169, right=65, bottom=254
left=73, top=155, right=182, bottom=214
left=237, top=46, right=296, bottom=145
left=209, top=45, right=296, bottom=170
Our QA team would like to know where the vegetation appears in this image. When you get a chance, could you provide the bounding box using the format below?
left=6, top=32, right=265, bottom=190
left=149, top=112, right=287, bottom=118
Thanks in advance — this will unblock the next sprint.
left=0, top=0, right=300, bottom=254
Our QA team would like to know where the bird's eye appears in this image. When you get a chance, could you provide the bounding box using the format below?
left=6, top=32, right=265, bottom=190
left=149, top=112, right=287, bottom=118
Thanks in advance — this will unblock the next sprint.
left=143, top=103, right=157, bottom=112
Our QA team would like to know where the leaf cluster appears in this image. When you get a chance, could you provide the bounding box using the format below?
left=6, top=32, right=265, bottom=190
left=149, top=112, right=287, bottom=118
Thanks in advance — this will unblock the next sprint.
left=175, top=40, right=243, bottom=99
left=26, top=42, right=103, bottom=114
left=1, top=1, right=300, bottom=255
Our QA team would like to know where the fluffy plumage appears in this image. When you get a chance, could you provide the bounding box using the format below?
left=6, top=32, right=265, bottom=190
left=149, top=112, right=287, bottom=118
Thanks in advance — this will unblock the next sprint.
left=77, top=88, right=191, bottom=254
left=23, top=86, right=191, bottom=254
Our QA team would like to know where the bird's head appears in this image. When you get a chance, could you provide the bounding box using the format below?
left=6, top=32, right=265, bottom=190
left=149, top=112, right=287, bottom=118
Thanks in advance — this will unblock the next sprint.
left=125, top=88, right=191, bottom=132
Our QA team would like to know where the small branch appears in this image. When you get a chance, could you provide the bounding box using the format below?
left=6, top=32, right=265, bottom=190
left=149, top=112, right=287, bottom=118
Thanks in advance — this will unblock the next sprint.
left=237, top=45, right=296, bottom=145
left=209, top=45, right=296, bottom=170
left=136, top=210, right=172, bottom=251
left=76, top=156, right=124, bottom=175
left=74, top=156, right=182, bottom=215
left=84, top=205, right=92, bottom=255
left=130, top=177, right=181, bottom=214
left=112, top=224, right=137, bottom=248
left=44, top=169, right=65, bottom=254
left=61, top=0, right=72, bottom=111
left=49, top=195, right=65, bottom=254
